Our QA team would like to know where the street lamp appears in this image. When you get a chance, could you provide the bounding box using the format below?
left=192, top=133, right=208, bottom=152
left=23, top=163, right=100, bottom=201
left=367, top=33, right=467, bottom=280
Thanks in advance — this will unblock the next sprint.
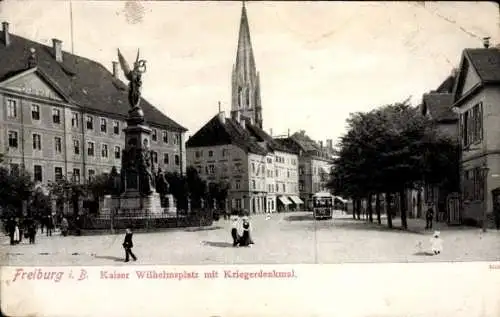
left=481, top=165, right=490, bottom=232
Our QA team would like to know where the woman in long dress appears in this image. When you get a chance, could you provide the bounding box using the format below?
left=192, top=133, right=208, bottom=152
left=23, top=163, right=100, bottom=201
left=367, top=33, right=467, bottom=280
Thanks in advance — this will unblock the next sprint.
left=238, top=217, right=254, bottom=247
left=13, top=222, right=20, bottom=244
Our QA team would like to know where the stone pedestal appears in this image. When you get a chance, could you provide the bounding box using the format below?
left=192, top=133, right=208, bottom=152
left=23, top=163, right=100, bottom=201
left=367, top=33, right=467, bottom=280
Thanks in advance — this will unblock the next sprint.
left=164, top=194, right=177, bottom=215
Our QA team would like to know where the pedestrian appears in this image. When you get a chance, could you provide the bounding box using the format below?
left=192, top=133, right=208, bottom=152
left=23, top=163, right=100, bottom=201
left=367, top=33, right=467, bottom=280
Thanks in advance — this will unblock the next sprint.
left=28, top=218, right=36, bottom=244
left=122, top=228, right=137, bottom=262
left=238, top=216, right=254, bottom=247
left=13, top=221, right=20, bottom=245
left=46, top=215, right=53, bottom=237
left=7, top=217, right=15, bottom=245
left=425, top=204, right=434, bottom=230
left=430, top=231, right=443, bottom=255
left=40, top=216, right=45, bottom=234
left=60, top=217, right=69, bottom=237
left=230, top=215, right=241, bottom=247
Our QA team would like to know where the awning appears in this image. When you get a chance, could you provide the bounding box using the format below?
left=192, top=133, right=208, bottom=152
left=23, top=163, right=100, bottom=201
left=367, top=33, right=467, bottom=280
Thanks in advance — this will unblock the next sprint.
left=334, top=196, right=348, bottom=203
left=278, top=196, right=292, bottom=205
left=289, top=196, right=304, bottom=205
left=320, top=166, right=331, bottom=174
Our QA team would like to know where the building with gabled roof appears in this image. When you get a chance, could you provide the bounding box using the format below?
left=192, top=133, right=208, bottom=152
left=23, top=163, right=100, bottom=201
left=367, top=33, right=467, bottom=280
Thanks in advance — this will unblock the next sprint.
left=0, top=22, right=187, bottom=187
left=450, top=39, right=500, bottom=228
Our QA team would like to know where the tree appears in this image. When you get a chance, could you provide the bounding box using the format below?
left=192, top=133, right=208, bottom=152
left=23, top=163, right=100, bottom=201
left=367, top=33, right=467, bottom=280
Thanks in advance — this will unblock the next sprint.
left=0, top=167, right=34, bottom=217
left=48, top=177, right=86, bottom=217
left=329, top=99, right=460, bottom=230
left=185, top=166, right=207, bottom=209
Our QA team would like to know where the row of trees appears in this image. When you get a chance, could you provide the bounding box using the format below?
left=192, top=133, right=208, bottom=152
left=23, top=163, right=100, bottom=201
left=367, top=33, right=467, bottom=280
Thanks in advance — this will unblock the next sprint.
left=0, top=158, right=229, bottom=220
left=328, top=99, right=459, bottom=229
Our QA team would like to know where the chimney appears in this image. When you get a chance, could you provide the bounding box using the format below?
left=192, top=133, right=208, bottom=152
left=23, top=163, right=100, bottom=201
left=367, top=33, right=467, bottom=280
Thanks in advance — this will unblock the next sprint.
left=218, top=111, right=225, bottom=124
left=270, top=128, right=273, bottom=136
left=483, top=36, right=491, bottom=49
left=319, top=141, right=324, bottom=149
left=2, top=22, right=10, bottom=47
left=287, top=129, right=290, bottom=137
left=112, top=61, right=119, bottom=78
left=327, top=139, right=333, bottom=149
left=52, top=38, right=63, bottom=62
left=231, top=110, right=241, bottom=123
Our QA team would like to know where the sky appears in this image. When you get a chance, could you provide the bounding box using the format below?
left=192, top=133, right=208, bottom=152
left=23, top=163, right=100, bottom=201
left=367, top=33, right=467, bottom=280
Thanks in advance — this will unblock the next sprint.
left=0, top=1, right=498, bottom=145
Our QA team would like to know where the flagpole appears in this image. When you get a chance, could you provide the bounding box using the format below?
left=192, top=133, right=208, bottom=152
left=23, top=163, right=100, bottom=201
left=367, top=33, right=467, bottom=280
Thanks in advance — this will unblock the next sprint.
left=70, top=0, right=75, bottom=54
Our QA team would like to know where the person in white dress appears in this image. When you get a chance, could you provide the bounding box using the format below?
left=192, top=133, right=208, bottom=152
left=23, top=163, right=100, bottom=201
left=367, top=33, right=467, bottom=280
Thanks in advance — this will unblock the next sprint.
left=13, top=222, right=20, bottom=244
left=430, top=231, right=443, bottom=255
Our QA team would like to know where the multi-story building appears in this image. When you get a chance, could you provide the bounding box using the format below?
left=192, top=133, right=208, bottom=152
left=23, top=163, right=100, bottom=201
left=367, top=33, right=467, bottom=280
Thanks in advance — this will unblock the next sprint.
left=419, top=70, right=459, bottom=221
left=275, top=131, right=334, bottom=209
left=185, top=3, right=301, bottom=214
left=452, top=39, right=500, bottom=227
left=0, top=22, right=187, bottom=186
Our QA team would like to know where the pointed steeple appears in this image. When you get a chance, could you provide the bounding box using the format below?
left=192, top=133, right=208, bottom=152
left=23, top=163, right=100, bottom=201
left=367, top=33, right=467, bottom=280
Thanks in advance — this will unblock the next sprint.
left=231, top=1, right=263, bottom=129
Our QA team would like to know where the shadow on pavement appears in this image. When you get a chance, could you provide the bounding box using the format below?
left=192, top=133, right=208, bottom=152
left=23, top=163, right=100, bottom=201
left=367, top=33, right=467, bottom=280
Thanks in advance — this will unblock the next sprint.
left=284, top=214, right=315, bottom=222
left=414, top=251, right=435, bottom=256
left=94, top=255, right=124, bottom=262
left=201, top=241, right=234, bottom=248
left=184, top=226, right=223, bottom=232
left=316, top=220, right=425, bottom=235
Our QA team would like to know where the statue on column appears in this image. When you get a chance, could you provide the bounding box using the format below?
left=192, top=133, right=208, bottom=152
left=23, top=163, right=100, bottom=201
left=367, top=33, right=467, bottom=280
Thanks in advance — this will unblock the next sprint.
left=155, top=168, right=170, bottom=196
left=117, top=48, right=147, bottom=109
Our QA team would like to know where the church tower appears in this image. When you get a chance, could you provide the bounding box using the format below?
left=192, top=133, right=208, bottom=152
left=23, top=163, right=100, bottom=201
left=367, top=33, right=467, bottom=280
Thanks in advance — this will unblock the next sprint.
left=230, top=2, right=263, bottom=129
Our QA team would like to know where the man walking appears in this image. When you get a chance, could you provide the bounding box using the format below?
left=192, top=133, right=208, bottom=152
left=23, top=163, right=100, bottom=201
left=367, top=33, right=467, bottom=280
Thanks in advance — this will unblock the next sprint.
left=122, top=228, right=137, bottom=262
left=425, top=203, right=434, bottom=230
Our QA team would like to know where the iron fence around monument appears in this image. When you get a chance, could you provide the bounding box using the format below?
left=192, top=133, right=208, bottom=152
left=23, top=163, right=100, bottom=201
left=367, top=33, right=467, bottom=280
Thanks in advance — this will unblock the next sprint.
left=78, top=208, right=214, bottom=232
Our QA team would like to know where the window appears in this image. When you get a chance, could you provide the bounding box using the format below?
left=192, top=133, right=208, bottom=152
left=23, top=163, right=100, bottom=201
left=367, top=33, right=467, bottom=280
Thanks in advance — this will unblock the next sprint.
left=287, top=170, right=290, bottom=178
left=235, top=180, right=241, bottom=190
left=113, top=121, right=120, bottom=135
left=54, top=167, right=63, bottom=181
left=282, top=184, right=286, bottom=192
left=10, top=164, right=19, bottom=177
left=8, top=131, right=18, bottom=148
left=71, top=112, right=79, bottom=127
left=34, top=165, right=42, bottom=182
left=73, top=139, right=80, bottom=155
left=163, top=153, right=169, bottom=164
left=175, top=154, right=180, bottom=166
left=174, top=133, right=180, bottom=145
left=162, top=131, right=168, bottom=143
left=208, top=150, right=213, bottom=157
left=235, top=198, right=242, bottom=210
left=88, top=169, right=95, bottom=182
left=275, top=184, right=279, bottom=192
left=461, top=102, right=483, bottom=147
left=299, top=181, right=304, bottom=191
left=152, top=151, right=158, bottom=164
left=7, top=99, right=17, bottom=118
left=100, top=118, right=107, bottom=133
left=32, top=134, right=41, bottom=150
left=222, top=149, right=229, bottom=157
left=31, top=104, right=40, bottom=120
left=73, top=168, right=80, bottom=183
left=464, top=167, right=485, bottom=201
left=195, top=151, right=202, bottom=158
left=152, top=129, right=157, bottom=141
left=101, top=144, right=108, bottom=158
left=208, top=164, right=215, bottom=174
left=252, top=180, right=256, bottom=189
left=196, top=165, right=202, bottom=174
left=86, top=115, right=93, bottom=130
left=54, top=137, right=62, bottom=153
left=252, top=163, right=255, bottom=173
left=114, top=146, right=121, bottom=159
left=87, top=142, right=95, bottom=156
left=52, top=108, right=61, bottom=124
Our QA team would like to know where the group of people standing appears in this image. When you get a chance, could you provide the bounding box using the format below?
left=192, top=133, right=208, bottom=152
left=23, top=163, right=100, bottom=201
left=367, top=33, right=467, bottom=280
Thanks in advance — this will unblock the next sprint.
left=230, top=215, right=254, bottom=247
left=5, top=214, right=69, bottom=245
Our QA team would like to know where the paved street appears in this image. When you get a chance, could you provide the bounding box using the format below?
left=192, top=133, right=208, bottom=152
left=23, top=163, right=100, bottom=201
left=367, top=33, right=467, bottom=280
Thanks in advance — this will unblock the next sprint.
left=1, top=211, right=499, bottom=266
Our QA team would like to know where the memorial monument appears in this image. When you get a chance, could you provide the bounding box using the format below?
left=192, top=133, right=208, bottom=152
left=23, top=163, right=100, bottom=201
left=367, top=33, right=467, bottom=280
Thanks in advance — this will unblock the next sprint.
left=106, top=49, right=176, bottom=216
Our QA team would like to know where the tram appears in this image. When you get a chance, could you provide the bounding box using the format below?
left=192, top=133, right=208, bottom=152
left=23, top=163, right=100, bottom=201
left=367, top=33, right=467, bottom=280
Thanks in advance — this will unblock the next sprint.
left=312, top=192, right=334, bottom=220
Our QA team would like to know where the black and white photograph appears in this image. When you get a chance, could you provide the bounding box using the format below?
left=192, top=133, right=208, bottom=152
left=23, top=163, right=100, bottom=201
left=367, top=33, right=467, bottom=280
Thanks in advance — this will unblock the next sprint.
left=0, top=1, right=499, bottom=270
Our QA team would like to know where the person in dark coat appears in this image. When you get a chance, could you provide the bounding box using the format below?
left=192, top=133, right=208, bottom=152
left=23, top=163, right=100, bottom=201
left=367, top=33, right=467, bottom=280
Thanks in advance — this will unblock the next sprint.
left=230, top=216, right=241, bottom=247
left=7, top=218, right=15, bottom=245
left=46, top=215, right=53, bottom=236
left=122, top=228, right=137, bottom=262
left=425, top=204, right=434, bottom=230
left=238, top=216, right=254, bottom=247
left=27, top=218, right=36, bottom=244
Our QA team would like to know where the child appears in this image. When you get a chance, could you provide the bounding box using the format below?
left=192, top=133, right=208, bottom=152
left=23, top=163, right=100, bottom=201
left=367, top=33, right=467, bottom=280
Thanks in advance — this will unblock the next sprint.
left=231, top=216, right=240, bottom=247
left=430, top=231, right=443, bottom=255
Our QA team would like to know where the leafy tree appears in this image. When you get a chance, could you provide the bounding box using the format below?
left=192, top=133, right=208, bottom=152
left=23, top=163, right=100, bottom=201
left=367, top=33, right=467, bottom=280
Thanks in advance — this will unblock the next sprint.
left=0, top=167, right=34, bottom=217
left=185, top=166, right=207, bottom=209
left=329, top=99, right=459, bottom=230
left=48, top=177, right=86, bottom=217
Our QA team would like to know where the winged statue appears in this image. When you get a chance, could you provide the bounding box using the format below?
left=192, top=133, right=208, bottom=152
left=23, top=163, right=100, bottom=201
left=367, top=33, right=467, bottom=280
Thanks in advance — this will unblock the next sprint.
left=117, top=49, right=147, bottom=109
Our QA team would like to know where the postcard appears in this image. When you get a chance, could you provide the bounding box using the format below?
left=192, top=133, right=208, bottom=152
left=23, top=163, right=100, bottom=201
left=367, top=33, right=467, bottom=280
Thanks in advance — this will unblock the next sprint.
left=0, top=1, right=499, bottom=316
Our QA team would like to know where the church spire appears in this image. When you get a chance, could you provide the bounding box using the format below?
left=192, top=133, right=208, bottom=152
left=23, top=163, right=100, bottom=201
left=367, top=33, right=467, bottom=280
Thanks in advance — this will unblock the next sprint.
left=231, top=1, right=263, bottom=129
